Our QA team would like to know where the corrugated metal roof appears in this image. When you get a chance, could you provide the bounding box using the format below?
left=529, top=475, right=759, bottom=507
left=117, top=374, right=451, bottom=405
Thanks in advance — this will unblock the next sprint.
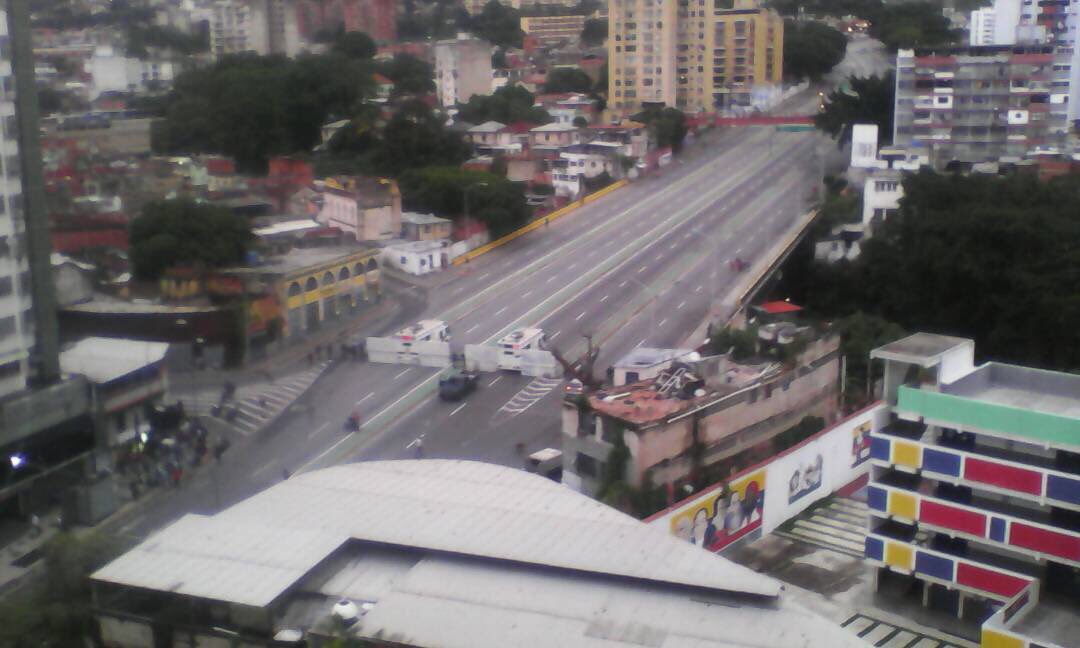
left=92, top=514, right=348, bottom=607
left=93, top=461, right=780, bottom=609
left=59, top=336, right=169, bottom=383
left=355, top=557, right=868, bottom=648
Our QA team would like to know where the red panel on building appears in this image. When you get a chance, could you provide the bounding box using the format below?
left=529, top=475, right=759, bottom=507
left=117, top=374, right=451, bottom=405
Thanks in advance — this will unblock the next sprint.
left=955, top=563, right=1028, bottom=598
left=1009, top=522, right=1080, bottom=561
left=919, top=500, right=986, bottom=537
left=964, top=457, right=1043, bottom=495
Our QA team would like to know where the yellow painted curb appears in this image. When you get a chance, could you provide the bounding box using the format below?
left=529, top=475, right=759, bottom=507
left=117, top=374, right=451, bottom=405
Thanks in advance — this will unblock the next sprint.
left=452, top=179, right=629, bottom=266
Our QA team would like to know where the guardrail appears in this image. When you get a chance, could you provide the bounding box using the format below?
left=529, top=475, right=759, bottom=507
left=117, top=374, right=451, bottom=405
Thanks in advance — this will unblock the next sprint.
left=452, top=180, right=628, bottom=266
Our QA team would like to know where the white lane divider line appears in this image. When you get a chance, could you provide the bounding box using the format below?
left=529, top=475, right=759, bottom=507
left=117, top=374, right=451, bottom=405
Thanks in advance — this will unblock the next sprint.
left=695, top=285, right=703, bottom=293
left=521, top=290, right=533, bottom=299
left=493, top=306, right=507, bottom=317
left=546, top=275, right=558, bottom=284
left=575, top=311, right=586, bottom=321
left=393, top=368, right=413, bottom=380
left=659, top=318, right=668, bottom=327
left=638, top=265, right=648, bottom=274
left=619, top=280, right=628, bottom=288
left=599, top=294, right=609, bottom=303
left=549, top=330, right=561, bottom=341
left=450, top=402, right=468, bottom=417
left=358, top=393, right=374, bottom=405
left=487, top=376, right=503, bottom=388
left=677, top=301, right=686, bottom=310
left=466, top=324, right=479, bottom=334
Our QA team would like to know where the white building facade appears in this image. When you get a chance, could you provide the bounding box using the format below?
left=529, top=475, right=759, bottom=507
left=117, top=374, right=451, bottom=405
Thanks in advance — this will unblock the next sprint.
left=0, top=7, right=34, bottom=397
left=434, top=36, right=493, bottom=107
left=210, top=0, right=299, bottom=58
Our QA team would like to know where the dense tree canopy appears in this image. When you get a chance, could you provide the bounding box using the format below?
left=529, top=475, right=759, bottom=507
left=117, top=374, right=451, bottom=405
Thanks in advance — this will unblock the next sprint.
left=581, top=18, right=608, bottom=46
left=458, top=85, right=551, bottom=124
left=544, top=67, right=594, bottom=94
left=376, top=54, right=435, bottom=96
left=778, top=172, right=1080, bottom=371
left=470, top=1, right=524, bottom=47
left=814, top=73, right=894, bottom=147
left=397, top=167, right=530, bottom=236
left=130, top=199, right=252, bottom=281
left=331, top=31, right=377, bottom=60
left=320, top=100, right=472, bottom=178
left=782, top=20, right=847, bottom=82
left=397, top=0, right=469, bottom=40
left=768, top=0, right=958, bottom=50
left=632, top=106, right=688, bottom=152
left=153, top=53, right=374, bottom=173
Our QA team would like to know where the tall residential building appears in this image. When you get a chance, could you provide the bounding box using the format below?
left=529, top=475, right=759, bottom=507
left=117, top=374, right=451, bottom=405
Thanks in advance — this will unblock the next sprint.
left=607, top=0, right=783, bottom=116
left=520, top=14, right=589, bottom=46
left=865, top=333, right=1080, bottom=648
left=1, top=0, right=59, bottom=397
left=434, top=36, right=493, bottom=107
left=297, top=0, right=396, bottom=43
left=892, top=45, right=1074, bottom=167
left=210, top=0, right=300, bottom=58
left=969, top=0, right=1020, bottom=45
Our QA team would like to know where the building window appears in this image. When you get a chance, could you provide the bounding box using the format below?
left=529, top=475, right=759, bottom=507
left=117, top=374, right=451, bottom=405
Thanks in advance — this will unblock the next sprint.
left=0, top=276, right=10, bottom=297
left=0, top=361, right=19, bottom=381
left=0, top=315, right=14, bottom=339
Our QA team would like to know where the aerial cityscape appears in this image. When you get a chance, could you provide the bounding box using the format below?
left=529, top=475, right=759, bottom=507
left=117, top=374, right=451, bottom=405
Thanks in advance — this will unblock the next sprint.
left=0, top=0, right=1078, bottom=646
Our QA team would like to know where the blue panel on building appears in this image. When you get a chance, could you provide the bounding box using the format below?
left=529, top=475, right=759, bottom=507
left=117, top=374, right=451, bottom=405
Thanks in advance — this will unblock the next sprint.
left=915, top=550, right=954, bottom=581
left=1046, top=474, right=1080, bottom=506
left=989, top=517, right=1007, bottom=543
left=870, top=436, right=891, bottom=462
left=922, top=448, right=962, bottom=477
left=865, top=536, right=884, bottom=561
left=867, top=486, right=887, bottom=512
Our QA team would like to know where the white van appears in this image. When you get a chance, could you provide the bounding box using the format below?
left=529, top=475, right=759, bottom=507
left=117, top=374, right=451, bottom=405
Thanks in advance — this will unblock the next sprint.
left=496, top=328, right=545, bottom=371
left=393, top=320, right=450, bottom=349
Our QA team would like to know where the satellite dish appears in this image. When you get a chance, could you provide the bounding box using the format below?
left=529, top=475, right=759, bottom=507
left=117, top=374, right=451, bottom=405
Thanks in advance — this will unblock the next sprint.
left=694, top=389, right=706, bottom=397
left=274, top=629, right=303, bottom=642
left=333, top=599, right=360, bottom=626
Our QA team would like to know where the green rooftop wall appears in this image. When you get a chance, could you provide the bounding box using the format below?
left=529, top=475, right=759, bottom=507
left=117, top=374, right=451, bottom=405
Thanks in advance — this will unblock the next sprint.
left=897, top=386, right=1080, bottom=450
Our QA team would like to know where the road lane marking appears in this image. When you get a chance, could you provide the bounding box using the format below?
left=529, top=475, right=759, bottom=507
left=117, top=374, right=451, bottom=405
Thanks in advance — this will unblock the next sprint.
left=695, top=285, right=703, bottom=293
left=575, top=311, right=586, bottom=321
left=599, top=294, right=609, bottom=303
left=493, top=306, right=507, bottom=317
left=308, top=422, right=330, bottom=439
left=252, top=461, right=276, bottom=478
left=669, top=242, right=678, bottom=250
left=677, top=301, right=686, bottom=309
left=450, top=402, right=467, bottom=417
left=358, top=393, right=374, bottom=405
left=522, top=290, right=533, bottom=299
left=466, top=324, right=479, bottom=334
left=546, top=275, right=558, bottom=283
left=638, top=265, right=647, bottom=273
left=619, top=280, right=628, bottom=288
left=549, top=330, right=561, bottom=341
left=567, top=263, right=578, bottom=271
left=659, top=318, right=668, bottom=327
left=487, top=376, right=502, bottom=387
left=477, top=272, right=490, bottom=280
left=637, top=339, right=646, bottom=347
left=393, top=368, right=413, bottom=380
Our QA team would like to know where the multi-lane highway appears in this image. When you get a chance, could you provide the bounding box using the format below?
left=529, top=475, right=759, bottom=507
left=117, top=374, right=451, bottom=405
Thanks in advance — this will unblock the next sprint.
left=109, top=122, right=826, bottom=540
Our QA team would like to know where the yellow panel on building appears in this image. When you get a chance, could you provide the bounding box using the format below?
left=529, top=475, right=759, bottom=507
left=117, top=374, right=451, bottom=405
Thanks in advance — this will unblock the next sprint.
left=286, top=295, right=303, bottom=309
left=981, top=628, right=1025, bottom=648
left=891, top=440, right=921, bottom=469
left=888, top=490, right=918, bottom=520
left=884, top=541, right=913, bottom=572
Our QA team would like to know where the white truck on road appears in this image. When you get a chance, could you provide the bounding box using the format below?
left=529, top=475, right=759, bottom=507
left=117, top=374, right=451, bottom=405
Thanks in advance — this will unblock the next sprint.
left=496, top=328, right=546, bottom=371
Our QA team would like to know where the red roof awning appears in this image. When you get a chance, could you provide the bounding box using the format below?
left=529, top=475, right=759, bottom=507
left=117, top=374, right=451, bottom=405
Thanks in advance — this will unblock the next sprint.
left=757, top=301, right=802, bottom=314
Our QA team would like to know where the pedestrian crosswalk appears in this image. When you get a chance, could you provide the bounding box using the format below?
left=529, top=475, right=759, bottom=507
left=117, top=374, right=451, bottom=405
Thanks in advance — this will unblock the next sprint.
left=496, top=377, right=563, bottom=418
left=184, top=362, right=330, bottom=436
left=841, top=614, right=974, bottom=648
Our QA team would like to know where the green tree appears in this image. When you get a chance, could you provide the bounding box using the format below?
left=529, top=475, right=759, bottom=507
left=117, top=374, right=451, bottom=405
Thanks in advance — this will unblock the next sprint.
left=782, top=20, right=847, bottom=82
left=707, top=325, right=758, bottom=359
left=377, top=53, right=435, bottom=96
left=544, top=67, right=594, bottom=94
left=470, top=1, right=524, bottom=47
left=632, top=106, right=688, bottom=152
left=130, top=199, right=253, bottom=281
left=867, top=2, right=960, bottom=51
left=332, top=30, right=376, bottom=59
left=457, top=85, right=551, bottom=124
left=368, top=100, right=473, bottom=176
left=836, top=312, right=906, bottom=407
left=581, top=17, right=608, bottom=46
left=397, top=167, right=529, bottom=236
left=814, top=73, right=895, bottom=147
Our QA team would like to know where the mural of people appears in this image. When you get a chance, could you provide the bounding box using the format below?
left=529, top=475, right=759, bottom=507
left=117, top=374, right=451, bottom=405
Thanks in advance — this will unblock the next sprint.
left=669, top=470, right=766, bottom=553
left=852, top=422, right=872, bottom=467
left=788, top=453, right=824, bottom=504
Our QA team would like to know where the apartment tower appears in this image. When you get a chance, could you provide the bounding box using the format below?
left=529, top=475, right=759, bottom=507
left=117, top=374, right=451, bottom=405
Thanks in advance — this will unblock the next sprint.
left=608, top=0, right=782, bottom=116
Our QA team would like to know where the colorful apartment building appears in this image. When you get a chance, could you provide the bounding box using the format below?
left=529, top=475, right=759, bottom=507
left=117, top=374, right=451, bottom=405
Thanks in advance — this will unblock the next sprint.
left=520, top=14, right=588, bottom=46
left=608, top=0, right=783, bottom=115
left=865, top=333, right=1079, bottom=648
left=893, top=45, right=1074, bottom=167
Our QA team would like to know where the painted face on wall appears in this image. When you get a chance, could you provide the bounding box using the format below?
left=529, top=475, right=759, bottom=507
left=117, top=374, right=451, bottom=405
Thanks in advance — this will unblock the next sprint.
left=692, top=509, right=709, bottom=545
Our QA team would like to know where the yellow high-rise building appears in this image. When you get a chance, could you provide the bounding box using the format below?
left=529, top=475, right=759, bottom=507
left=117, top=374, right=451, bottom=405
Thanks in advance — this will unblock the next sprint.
left=608, top=0, right=783, bottom=116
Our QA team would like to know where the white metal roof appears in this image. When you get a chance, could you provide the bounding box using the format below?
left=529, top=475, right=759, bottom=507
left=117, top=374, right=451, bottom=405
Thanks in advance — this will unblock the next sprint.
left=531, top=121, right=579, bottom=132
left=468, top=120, right=508, bottom=133
left=354, top=557, right=868, bottom=648
left=253, top=219, right=322, bottom=237
left=59, top=336, right=169, bottom=384
left=93, top=462, right=782, bottom=612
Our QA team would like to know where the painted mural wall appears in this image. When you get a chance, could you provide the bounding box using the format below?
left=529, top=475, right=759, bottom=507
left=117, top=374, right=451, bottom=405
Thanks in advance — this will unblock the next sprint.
left=650, top=403, right=889, bottom=552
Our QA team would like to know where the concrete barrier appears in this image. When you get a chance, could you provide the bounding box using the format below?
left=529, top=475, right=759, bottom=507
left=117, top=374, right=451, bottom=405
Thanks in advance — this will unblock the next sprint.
left=452, top=180, right=629, bottom=266
left=366, top=337, right=451, bottom=368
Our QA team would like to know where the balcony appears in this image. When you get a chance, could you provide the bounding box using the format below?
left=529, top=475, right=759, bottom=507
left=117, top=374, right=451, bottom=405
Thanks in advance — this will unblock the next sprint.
left=868, top=472, right=1080, bottom=568
left=874, top=425, right=1080, bottom=506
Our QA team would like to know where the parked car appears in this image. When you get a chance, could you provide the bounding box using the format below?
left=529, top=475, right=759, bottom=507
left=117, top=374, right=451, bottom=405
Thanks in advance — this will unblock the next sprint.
left=438, top=369, right=479, bottom=401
